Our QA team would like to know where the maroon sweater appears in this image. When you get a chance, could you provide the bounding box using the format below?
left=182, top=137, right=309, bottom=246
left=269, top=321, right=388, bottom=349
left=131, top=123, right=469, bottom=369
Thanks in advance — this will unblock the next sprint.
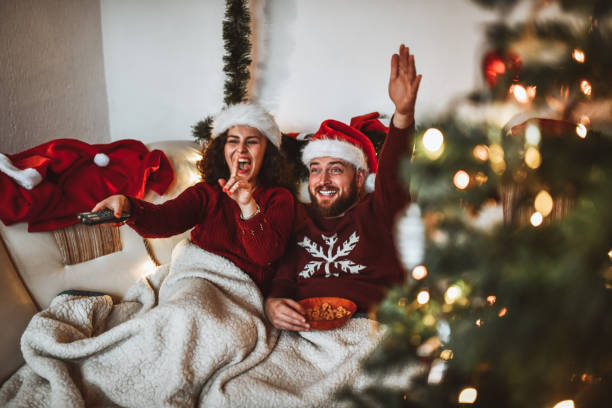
left=128, top=183, right=294, bottom=295
left=268, top=121, right=413, bottom=312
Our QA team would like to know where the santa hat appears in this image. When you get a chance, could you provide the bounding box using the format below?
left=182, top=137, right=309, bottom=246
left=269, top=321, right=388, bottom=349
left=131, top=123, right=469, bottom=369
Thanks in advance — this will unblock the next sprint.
left=212, top=103, right=281, bottom=149
left=302, top=119, right=378, bottom=193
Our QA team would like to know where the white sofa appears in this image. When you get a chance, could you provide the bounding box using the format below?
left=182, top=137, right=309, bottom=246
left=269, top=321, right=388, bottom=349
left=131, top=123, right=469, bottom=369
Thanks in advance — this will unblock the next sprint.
left=0, top=140, right=202, bottom=384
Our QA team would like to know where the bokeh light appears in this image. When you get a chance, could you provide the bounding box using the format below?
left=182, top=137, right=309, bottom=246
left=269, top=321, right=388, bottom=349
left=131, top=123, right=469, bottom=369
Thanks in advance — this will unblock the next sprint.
left=486, top=295, right=497, bottom=305
left=444, top=285, right=462, bottom=304
left=525, top=123, right=541, bottom=146
left=423, top=128, right=444, bottom=152
left=530, top=211, right=543, bottom=227
left=525, top=147, right=542, bottom=169
left=534, top=190, right=554, bottom=217
left=510, top=84, right=529, bottom=103
left=417, top=290, right=430, bottom=305
left=412, top=265, right=428, bottom=280
left=572, top=48, right=585, bottom=63
left=580, top=79, right=592, bottom=96
left=576, top=123, right=587, bottom=139
left=473, top=145, right=489, bottom=161
left=458, top=387, right=478, bottom=404
left=453, top=170, right=470, bottom=190
left=553, top=400, right=575, bottom=408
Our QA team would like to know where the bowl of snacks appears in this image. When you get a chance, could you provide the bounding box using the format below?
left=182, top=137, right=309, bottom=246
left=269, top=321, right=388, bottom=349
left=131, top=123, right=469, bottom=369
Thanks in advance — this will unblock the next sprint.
left=298, top=297, right=357, bottom=330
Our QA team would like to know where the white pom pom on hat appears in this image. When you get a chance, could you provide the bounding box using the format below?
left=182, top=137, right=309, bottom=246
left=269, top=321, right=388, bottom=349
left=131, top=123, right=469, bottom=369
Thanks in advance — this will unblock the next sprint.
left=212, top=103, right=282, bottom=149
left=94, top=153, right=110, bottom=167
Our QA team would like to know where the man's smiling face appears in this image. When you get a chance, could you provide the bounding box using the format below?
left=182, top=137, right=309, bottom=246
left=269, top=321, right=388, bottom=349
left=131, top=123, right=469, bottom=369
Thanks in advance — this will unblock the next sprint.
left=308, top=157, right=365, bottom=218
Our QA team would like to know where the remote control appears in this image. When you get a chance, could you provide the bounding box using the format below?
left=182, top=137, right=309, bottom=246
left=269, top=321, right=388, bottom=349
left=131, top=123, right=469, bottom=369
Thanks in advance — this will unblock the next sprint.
left=77, top=209, right=131, bottom=225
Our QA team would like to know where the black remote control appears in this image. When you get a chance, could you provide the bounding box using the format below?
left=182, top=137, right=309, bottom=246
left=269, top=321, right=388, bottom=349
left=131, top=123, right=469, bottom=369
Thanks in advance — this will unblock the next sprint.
left=77, top=209, right=131, bottom=225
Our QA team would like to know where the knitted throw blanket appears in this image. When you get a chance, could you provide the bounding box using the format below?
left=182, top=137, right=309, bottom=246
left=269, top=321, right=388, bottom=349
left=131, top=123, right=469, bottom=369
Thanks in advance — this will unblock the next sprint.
left=0, top=240, right=405, bottom=408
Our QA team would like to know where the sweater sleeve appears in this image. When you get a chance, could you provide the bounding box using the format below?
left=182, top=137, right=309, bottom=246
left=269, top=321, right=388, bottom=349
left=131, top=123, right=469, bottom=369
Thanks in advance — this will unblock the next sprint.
left=372, top=118, right=415, bottom=225
left=127, top=183, right=209, bottom=238
left=234, top=188, right=295, bottom=267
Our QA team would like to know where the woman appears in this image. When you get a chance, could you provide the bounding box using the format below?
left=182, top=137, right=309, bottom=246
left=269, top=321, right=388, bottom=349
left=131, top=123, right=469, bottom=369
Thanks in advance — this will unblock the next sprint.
left=93, top=103, right=295, bottom=295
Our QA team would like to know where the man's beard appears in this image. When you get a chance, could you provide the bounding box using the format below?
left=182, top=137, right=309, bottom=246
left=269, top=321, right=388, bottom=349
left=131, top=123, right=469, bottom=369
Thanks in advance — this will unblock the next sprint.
left=309, top=178, right=359, bottom=218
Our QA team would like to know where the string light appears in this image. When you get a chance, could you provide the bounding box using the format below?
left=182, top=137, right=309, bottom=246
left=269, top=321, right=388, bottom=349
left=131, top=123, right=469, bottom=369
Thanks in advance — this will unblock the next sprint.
left=526, top=86, right=537, bottom=99
left=510, top=84, right=529, bottom=103
left=525, top=123, right=541, bottom=146
left=444, top=285, right=462, bottom=304
left=412, top=265, right=428, bottom=280
left=553, top=400, right=575, bottom=408
left=486, top=295, right=497, bottom=305
left=458, top=387, right=478, bottom=404
left=572, top=48, right=585, bottom=63
left=475, top=318, right=483, bottom=327
left=530, top=211, right=544, bottom=227
left=580, top=79, right=592, bottom=96
left=498, top=307, right=508, bottom=317
left=423, top=128, right=445, bottom=158
left=417, top=290, right=430, bottom=305
left=525, top=147, right=542, bottom=169
left=489, top=144, right=506, bottom=174
left=576, top=123, right=588, bottom=139
left=474, top=172, right=488, bottom=185
left=453, top=170, right=470, bottom=190
left=534, top=190, right=554, bottom=217
left=608, top=249, right=612, bottom=260
left=440, top=349, right=454, bottom=360
left=473, top=145, right=489, bottom=161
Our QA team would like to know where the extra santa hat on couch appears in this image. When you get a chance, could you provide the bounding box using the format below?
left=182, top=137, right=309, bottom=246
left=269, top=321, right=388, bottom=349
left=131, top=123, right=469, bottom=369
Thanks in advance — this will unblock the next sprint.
left=212, top=103, right=282, bottom=148
left=301, top=119, right=379, bottom=192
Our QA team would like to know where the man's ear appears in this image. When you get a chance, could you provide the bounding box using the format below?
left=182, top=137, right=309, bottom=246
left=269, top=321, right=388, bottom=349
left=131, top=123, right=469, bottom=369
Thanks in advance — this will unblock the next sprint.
left=355, top=168, right=367, bottom=189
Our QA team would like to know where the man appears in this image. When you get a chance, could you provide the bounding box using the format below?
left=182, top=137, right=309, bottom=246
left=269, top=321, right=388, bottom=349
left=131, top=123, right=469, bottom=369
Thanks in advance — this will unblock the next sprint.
left=265, top=44, right=421, bottom=331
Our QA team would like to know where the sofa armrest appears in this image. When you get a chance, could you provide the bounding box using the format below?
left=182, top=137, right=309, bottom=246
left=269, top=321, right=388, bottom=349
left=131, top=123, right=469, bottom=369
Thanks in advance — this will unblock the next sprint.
left=0, top=235, right=38, bottom=383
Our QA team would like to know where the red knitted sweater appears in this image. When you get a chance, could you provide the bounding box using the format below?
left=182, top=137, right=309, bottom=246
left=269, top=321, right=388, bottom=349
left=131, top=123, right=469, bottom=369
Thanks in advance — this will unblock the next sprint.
left=128, top=183, right=295, bottom=295
left=268, top=122, right=413, bottom=312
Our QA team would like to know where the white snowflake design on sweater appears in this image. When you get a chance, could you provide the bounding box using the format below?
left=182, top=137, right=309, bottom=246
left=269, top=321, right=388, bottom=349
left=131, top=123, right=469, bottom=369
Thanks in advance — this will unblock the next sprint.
left=297, top=232, right=366, bottom=278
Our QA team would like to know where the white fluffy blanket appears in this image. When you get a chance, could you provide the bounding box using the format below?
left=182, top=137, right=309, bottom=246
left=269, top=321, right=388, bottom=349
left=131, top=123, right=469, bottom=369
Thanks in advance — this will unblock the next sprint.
left=0, top=239, right=399, bottom=408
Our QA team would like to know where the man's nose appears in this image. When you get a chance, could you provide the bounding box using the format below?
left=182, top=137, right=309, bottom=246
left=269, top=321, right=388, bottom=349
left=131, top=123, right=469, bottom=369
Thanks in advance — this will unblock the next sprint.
left=321, top=170, right=332, bottom=183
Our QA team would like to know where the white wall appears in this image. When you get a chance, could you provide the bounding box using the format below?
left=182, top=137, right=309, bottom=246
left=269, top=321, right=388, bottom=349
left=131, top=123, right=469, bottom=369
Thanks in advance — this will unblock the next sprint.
left=0, top=0, right=110, bottom=154
left=101, top=0, right=495, bottom=142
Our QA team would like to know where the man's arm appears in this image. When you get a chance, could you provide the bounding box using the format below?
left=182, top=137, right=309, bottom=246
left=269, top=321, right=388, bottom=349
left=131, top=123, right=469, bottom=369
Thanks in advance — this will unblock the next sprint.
left=373, top=45, right=421, bottom=221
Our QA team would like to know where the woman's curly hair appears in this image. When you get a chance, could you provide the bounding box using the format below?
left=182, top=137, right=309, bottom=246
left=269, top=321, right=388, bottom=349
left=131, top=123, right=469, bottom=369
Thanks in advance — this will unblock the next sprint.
left=197, top=133, right=296, bottom=193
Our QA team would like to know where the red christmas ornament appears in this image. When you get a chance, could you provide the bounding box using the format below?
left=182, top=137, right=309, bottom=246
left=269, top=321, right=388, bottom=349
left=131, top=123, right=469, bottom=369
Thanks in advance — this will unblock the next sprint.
left=482, top=50, right=522, bottom=87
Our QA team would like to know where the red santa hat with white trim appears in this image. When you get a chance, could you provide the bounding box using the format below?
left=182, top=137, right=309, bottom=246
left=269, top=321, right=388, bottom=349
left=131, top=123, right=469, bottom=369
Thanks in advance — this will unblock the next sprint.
left=212, top=102, right=282, bottom=148
left=301, top=119, right=378, bottom=193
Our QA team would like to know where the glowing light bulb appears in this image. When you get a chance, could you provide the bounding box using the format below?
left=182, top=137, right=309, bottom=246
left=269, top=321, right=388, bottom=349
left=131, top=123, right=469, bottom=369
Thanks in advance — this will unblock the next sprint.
left=444, top=285, right=462, bottom=304
left=526, top=86, right=537, bottom=99
left=525, top=123, right=541, bottom=146
left=576, top=123, right=588, bottom=139
left=475, top=318, right=483, bottom=327
left=417, top=290, right=430, bottom=305
left=608, top=249, right=612, bottom=260
left=498, top=307, right=508, bottom=317
left=453, top=170, right=470, bottom=190
left=530, top=211, right=543, bottom=227
left=534, top=190, right=554, bottom=217
left=511, top=84, right=529, bottom=103
left=412, top=265, right=428, bottom=280
left=473, top=145, right=489, bottom=161
left=580, top=79, right=592, bottom=96
left=458, top=387, right=478, bottom=404
left=440, top=349, right=454, bottom=360
left=486, top=295, right=497, bottom=305
left=423, top=128, right=444, bottom=152
left=525, top=147, right=542, bottom=169
left=553, top=400, right=575, bottom=408
left=572, top=48, right=585, bottom=63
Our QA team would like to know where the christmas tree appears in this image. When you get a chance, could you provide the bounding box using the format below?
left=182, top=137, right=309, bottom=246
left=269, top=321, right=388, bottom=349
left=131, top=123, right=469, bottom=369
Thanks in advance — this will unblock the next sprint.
left=341, top=1, right=612, bottom=407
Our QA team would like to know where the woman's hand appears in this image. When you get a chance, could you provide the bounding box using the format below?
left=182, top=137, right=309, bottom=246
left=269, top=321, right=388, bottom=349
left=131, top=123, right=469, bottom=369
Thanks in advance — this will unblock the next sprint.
left=264, top=297, right=310, bottom=331
left=388, top=44, right=422, bottom=129
left=218, top=156, right=259, bottom=218
left=92, top=194, right=131, bottom=218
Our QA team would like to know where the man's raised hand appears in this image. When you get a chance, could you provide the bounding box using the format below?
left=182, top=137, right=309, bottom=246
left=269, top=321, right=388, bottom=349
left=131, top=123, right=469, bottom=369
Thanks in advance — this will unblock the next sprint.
left=389, top=44, right=422, bottom=129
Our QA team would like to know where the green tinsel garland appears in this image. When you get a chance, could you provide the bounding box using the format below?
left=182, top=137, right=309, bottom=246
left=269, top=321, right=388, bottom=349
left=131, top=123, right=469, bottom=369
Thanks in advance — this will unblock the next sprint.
left=192, top=0, right=252, bottom=144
